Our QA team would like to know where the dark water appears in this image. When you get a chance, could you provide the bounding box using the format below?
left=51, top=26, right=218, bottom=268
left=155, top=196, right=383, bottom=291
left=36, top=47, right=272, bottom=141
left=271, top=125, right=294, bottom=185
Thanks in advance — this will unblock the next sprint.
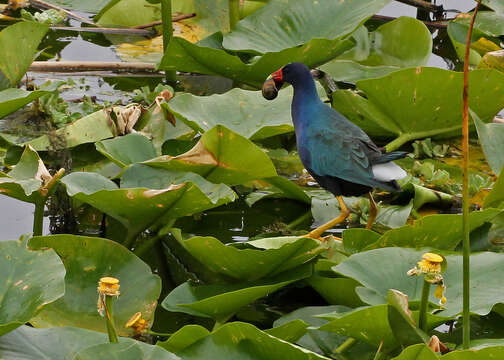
left=0, top=0, right=484, bottom=241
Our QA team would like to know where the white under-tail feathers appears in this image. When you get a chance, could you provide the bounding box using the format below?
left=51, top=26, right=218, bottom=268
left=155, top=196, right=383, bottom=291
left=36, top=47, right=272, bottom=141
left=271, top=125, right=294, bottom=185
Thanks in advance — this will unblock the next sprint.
left=372, top=161, right=407, bottom=182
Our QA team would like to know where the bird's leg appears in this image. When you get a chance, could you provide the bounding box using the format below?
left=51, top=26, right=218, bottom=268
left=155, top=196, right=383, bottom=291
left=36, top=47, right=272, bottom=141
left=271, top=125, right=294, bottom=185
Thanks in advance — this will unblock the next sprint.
left=308, top=196, right=349, bottom=239
left=366, top=192, right=378, bottom=230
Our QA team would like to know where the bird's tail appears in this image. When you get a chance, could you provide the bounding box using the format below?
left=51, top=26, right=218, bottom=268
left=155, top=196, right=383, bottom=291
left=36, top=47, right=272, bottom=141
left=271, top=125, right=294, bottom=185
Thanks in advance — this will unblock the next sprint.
left=372, top=151, right=408, bottom=164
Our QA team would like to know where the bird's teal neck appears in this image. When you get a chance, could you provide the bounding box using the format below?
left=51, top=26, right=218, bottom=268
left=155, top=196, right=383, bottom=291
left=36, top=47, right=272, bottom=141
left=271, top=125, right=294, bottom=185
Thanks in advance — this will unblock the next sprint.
left=290, top=73, right=321, bottom=128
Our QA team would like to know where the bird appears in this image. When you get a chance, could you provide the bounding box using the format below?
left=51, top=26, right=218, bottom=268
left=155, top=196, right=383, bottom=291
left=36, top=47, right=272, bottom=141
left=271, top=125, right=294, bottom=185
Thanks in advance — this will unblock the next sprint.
left=263, top=62, right=407, bottom=238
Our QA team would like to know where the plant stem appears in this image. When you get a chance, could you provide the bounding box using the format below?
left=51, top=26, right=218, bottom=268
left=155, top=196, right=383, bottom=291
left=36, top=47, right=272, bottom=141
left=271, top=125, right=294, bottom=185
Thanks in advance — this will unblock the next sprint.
left=462, top=0, right=482, bottom=349
left=213, top=314, right=233, bottom=331
left=161, top=0, right=176, bottom=83
left=147, top=329, right=173, bottom=337
left=286, top=210, right=312, bottom=230
left=33, top=201, right=45, bottom=236
left=418, top=280, right=431, bottom=332
left=229, top=0, right=240, bottom=29
left=334, top=338, right=357, bottom=354
left=105, top=296, right=119, bottom=343
left=373, top=341, right=384, bottom=360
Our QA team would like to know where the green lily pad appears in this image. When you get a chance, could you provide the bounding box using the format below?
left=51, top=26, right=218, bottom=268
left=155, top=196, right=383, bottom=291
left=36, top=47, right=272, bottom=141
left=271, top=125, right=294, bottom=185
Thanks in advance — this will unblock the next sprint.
left=162, top=264, right=312, bottom=320
left=273, top=305, right=367, bottom=356
left=174, top=322, right=331, bottom=360
left=245, top=176, right=310, bottom=206
left=172, top=0, right=231, bottom=39
left=0, top=241, right=65, bottom=336
left=308, top=276, right=365, bottom=307
left=333, top=247, right=504, bottom=317
left=222, top=0, right=391, bottom=53
left=74, top=341, right=179, bottom=360
left=365, top=208, right=500, bottom=250
left=264, top=320, right=309, bottom=343
left=321, top=16, right=431, bottom=81
left=319, top=304, right=397, bottom=350
left=96, top=0, right=161, bottom=27
left=390, top=344, right=438, bottom=360
left=473, top=109, right=504, bottom=175
left=159, top=34, right=354, bottom=87
left=320, top=60, right=399, bottom=82
left=144, top=125, right=277, bottom=185
left=0, top=89, right=49, bottom=119
left=0, top=146, right=51, bottom=204
left=62, top=170, right=235, bottom=241
left=96, top=133, right=157, bottom=168
left=179, top=235, right=321, bottom=281
left=387, top=289, right=429, bottom=347
left=392, top=343, right=504, bottom=359
left=0, top=22, right=48, bottom=90
left=331, top=68, right=504, bottom=149
left=19, top=109, right=116, bottom=151
left=43, top=0, right=111, bottom=13
left=478, top=49, right=504, bottom=73
left=158, top=325, right=211, bottom=354
left=0, top=325, right=180, bottom=359
left=163, top=87, right=293, bottom=140
left=484, top=168, right=504, bottom=209
left=0, top=326, right=109, bottom=359
left=28, top=234, right=161, bottom=336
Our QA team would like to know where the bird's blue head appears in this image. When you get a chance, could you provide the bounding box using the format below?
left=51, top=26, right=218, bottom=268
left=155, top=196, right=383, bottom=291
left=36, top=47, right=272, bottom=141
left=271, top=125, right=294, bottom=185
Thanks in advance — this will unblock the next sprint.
left=270, top=62, right=313, bottom=88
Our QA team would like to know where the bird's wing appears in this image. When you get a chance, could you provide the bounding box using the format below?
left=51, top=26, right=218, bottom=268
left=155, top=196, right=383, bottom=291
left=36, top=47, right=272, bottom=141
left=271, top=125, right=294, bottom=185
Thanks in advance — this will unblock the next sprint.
left=303, top=128, right=387, bottom=189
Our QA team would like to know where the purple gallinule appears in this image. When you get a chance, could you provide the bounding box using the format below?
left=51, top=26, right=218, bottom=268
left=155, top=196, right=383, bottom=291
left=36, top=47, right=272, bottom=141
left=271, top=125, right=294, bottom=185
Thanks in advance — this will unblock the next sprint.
left=263, top=62, right=407, bottom=237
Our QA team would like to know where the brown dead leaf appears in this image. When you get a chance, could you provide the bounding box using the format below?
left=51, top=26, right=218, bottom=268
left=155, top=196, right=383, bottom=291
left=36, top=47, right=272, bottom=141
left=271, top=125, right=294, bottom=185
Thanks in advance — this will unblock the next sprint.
left=112, top=105, right=143, bottom=135
left=428, top=335, right=450, bottom=354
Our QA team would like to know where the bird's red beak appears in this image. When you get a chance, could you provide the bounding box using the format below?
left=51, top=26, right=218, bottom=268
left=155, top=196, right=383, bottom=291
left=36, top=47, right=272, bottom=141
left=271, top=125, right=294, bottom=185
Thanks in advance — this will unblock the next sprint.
left=271, top=68, right=284, bottom=88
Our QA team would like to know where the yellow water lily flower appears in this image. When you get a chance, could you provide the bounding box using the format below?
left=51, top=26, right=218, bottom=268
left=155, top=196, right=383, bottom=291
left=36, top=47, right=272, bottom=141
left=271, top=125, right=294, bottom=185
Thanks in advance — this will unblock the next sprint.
left=407, top=252, right=444, bottom=277
left=97, top=277, right=120, bottom=316
left=126, top=312, right=148, bottom=334
left=417, top=253, right=443, bottom=273
left=98, top=277, right=120, bottom=297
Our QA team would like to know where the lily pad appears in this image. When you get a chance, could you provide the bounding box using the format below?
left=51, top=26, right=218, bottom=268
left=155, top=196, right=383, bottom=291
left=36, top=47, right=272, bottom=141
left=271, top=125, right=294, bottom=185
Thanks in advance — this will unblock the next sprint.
left=158, top=34, right=354, bottom=87
left=28, top=234, right=161, bottom=336
left=96, top=0, right=161, bottom=27
left=174, top=322, right=331, bottom=360
left=0, top=326, right=109, bottom=359
left=333, top=247, right=504, bottom=317
left=144, top=125, right=277, bottom=185
left=158, top=325, right=211, bottom=354
left=478, top=49, right=504, bottom=73
left=74, top=341, right=179, bottom=360
left=96, top=133, right=157, bottom=168
left=320, top=60, right=399, bottom=82
left=331, top=68, right=504, bottom=149
left=0, top=22, right=48, bottom=90
left=43, top=0, right=111, bottom=13
left=0, top=145, right=51, bottom=204
left=163, top=87, right=293, bottom=140
left=473, top=109, right=504, bottom=175
left=0, top=241, right=65, bottom=336
left=364, top=208, right=500, bottom=250
left=390, top=344, right=438, bottom=360
left=19, top=109, right=116, bottom=151
left=222, top=0, right=392, bottom=54
left=61, top=170, right=235, bottom=241
left=319, top=305, right=397, bottom=350
left=0, top=88, right=49, bottom=119
left=321, top=16, right=431, bottom=81
left=161, top=264, right=312, bottom=320
left=484, top=168, right=504, bottom=209
left=273, top=305, right=369, bottom=356
left=179, top=235, right=321, bottom=281
left=392, top=343, right=504, bottom=359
